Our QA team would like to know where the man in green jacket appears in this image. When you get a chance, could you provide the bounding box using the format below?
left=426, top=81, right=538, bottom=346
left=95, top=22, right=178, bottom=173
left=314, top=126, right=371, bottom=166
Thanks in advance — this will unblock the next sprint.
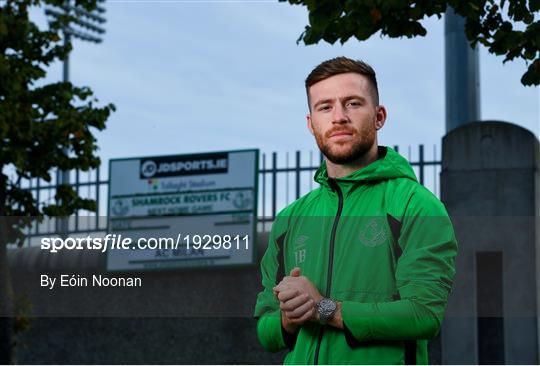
left=253, top=57, right=458, bottom=364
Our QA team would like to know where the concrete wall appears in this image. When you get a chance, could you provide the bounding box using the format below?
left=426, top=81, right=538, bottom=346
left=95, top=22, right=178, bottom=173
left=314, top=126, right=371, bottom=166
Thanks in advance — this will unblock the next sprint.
left=440, top=121, right=540, bottom=364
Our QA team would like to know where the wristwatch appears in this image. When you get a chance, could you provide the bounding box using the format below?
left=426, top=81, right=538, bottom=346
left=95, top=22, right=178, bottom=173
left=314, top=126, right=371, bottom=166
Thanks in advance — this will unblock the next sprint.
left=316, top=298, right=337, bottom=325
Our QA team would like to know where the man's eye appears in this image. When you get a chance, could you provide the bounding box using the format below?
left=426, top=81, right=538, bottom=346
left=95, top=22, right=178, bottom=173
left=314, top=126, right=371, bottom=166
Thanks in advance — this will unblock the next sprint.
left=347, top=101, right=361, bottom=107
left=319, top=105, right=331, bottom=111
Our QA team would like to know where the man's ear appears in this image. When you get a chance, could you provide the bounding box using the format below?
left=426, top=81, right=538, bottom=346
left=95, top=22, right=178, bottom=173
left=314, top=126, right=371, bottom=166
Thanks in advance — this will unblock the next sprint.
left=374, top=105, right=387, bottom=130
left=306, top=114, right=314, bottom=135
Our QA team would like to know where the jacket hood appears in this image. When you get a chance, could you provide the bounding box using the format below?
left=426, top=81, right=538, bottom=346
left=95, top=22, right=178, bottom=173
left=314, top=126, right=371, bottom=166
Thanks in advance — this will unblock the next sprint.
left=314, top=146, right=417, bottom=188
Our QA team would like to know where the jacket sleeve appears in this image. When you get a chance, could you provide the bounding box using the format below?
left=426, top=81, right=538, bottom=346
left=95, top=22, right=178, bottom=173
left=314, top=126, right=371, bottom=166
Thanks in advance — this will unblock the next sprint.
left=253, top=214, right=291, bottom=352
left=341, top=188, right=458, bottom=343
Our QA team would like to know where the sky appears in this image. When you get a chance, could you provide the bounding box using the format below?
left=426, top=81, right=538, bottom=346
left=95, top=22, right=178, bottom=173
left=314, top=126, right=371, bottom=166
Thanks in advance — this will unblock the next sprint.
left=30, top=0, right=538, bottom=190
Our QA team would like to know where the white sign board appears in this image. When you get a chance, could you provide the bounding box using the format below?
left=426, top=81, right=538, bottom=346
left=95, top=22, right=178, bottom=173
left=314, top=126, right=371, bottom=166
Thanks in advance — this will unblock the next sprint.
left=107, top=149, right=258, bottom=271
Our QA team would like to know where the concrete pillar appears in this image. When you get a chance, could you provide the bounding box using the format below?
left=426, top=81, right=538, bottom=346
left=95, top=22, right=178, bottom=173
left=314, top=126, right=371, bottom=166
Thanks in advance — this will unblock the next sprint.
left=440, top=121, right=540, bottom=364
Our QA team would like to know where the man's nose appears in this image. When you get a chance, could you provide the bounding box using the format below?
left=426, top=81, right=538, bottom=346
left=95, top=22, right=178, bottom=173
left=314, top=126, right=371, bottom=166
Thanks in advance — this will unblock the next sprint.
left=332, top=104, right=348, bottom=123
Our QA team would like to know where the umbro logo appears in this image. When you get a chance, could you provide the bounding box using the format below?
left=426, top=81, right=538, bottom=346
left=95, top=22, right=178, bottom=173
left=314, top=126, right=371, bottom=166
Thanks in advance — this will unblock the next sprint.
left=294, top=235, right=309, bottom=247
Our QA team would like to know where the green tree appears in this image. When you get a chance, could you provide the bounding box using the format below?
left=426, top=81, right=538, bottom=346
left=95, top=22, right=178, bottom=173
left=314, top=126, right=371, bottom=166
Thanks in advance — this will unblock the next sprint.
left=283, top=0, right=539, bottom=86
left=0, top=0, right=115, bottom=363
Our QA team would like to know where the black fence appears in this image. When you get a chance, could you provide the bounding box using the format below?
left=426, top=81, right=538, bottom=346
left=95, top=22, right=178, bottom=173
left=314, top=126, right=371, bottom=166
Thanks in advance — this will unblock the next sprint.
left=18, top=145, right=441, bottom=245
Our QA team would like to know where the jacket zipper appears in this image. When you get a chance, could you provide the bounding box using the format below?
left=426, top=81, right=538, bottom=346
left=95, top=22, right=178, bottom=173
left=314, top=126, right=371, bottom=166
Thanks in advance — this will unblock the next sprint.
left=314, top=178, right=344, bottom=365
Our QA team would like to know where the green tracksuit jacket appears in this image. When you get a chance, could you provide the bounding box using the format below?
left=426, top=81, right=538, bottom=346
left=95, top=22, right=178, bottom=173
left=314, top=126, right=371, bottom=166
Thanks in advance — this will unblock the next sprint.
left=254, top=146, right=457, bottom=365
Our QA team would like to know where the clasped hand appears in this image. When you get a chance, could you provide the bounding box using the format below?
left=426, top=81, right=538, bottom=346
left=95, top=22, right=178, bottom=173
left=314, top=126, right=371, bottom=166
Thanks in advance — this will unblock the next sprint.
left=273, top=267, right=323, bottom=333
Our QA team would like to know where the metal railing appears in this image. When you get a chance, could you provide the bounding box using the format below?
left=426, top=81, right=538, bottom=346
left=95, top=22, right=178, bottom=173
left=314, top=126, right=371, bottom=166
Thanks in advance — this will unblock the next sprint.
left=17, top=144, right=441, bottom=245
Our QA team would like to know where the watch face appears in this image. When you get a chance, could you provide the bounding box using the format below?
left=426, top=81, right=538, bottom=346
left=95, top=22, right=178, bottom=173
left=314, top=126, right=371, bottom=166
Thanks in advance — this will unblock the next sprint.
left=317, top=298, right=337, bottom=323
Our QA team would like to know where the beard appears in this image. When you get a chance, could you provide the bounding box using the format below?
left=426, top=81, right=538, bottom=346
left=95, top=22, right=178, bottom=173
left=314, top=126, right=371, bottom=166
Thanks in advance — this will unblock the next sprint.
left=313, top=124, right=376, bottom=165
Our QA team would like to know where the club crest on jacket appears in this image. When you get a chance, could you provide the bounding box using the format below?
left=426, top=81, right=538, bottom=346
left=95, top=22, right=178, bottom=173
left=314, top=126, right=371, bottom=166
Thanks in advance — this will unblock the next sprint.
left=359, top=218, right=387, bottom=247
